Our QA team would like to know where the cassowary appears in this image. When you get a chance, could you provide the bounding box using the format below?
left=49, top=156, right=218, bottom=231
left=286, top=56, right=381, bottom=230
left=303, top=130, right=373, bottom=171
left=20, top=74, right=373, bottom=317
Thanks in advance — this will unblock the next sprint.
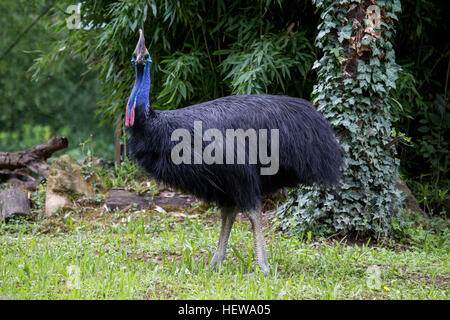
left=126, top=29, right=343, bottom=275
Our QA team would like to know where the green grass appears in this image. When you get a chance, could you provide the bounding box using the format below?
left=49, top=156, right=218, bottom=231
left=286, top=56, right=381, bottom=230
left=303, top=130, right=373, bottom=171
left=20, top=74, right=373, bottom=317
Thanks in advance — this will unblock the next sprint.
left=0, top=205, right=448, bottom=300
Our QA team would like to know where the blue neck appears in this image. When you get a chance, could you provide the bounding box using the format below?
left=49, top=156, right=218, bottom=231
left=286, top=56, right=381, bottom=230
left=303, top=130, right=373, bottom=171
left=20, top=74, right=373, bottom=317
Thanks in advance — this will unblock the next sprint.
left=129, top=62, right=151, bottom=115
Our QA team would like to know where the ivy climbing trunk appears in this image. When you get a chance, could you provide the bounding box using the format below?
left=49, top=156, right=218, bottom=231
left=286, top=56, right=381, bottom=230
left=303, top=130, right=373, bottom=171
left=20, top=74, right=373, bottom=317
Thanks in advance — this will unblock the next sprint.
left=278, top=0, right=404, bottom=237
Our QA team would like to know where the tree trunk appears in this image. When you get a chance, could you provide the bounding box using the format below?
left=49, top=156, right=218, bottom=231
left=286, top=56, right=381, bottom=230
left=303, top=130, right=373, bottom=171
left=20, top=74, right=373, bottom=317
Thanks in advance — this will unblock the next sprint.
left=115, top=116, right=123, bottom=165
left=0, top=188, right=31, bottom=221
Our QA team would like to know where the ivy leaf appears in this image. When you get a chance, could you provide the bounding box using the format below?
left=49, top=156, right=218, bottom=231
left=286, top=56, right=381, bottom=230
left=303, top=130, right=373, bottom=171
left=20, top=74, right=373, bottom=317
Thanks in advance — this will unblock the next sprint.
left=317, top=29, right=329, bottom=40
left=312, top=60, right=321, bottom=70
left=392, top=0, right=402, bottom=13
left=337, top=24, right=352, bottom=43
left=370, top=57, right=380, bottom=66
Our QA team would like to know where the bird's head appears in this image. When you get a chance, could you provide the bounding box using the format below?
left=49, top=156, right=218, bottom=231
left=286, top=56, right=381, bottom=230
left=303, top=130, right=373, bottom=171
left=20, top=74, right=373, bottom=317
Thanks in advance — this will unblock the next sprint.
left=132, top=28, right=152, bottom=66
left=126, top=29, right=152, bottom=128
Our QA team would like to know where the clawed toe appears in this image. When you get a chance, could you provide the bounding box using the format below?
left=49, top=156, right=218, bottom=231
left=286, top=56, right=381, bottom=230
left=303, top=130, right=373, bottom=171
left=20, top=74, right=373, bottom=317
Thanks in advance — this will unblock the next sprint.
left=209, top=254, right=224, bottom=270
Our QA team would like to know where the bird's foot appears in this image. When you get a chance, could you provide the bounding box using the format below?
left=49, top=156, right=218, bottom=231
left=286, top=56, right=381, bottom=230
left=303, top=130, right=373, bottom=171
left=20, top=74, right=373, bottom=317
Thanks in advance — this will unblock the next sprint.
left=209, top=253, right=224, bottom=270
left=243, top=265, right=270, bottom=277
left=256, top=263, right=270, bottom=277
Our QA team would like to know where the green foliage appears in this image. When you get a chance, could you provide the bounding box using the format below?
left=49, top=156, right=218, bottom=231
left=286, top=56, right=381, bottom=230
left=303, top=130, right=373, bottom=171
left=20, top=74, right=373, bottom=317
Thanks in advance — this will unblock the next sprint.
left=0, top=0, right=114, bottom=159
left=277, top=0, right=405, bottom=237
left=415, top=95, right=449, bottom=182
left=157, top=50, right=208, bottom=107
left=219, top=32, right=315, bottom=95
left=101, top=158, right=141, bottom=190
left=93, top=157, right=158, bottom=194
left=391, top=0, right=449, bottom=202
left=391, top=210, right=449, bottom=251
left=404, top=175, right=449, bottom=216
left=31, top=0, right=319, bottom=117
left=0, top=124, right=53, bottom=151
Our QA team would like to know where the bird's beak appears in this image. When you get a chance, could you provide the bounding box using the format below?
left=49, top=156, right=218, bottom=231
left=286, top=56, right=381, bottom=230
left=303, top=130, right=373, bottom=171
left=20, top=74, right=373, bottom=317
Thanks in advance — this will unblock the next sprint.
left=133, top=29, right=150, bottom=65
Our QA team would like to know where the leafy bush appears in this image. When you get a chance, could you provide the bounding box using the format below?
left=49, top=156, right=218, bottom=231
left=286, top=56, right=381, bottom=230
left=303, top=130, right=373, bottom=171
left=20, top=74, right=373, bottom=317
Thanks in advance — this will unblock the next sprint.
left=218, top=32, right=315, bottom=95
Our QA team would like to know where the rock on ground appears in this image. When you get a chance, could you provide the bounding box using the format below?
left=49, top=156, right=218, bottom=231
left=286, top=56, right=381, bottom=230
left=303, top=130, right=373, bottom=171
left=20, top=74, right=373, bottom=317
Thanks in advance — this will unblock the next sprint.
left=45, top=155, right=96, bottom=215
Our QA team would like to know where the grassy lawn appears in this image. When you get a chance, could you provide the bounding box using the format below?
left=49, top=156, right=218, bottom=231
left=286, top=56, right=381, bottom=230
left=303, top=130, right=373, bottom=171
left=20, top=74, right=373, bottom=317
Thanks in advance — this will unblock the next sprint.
left=0, top=198, right=448, bottom=300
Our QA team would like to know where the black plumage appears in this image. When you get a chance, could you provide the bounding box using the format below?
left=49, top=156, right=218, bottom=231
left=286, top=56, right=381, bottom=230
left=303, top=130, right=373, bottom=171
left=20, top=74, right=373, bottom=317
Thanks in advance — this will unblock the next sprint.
left=128, top=94, right=343, bottom=211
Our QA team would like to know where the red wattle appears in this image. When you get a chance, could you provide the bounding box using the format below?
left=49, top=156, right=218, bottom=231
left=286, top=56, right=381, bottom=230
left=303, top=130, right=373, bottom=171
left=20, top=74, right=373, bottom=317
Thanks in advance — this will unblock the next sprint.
left=125, top=103, right=130, bottom=127
left=125, top=102, right=136, bottom=127
left=130, top=103, right=135, bottom=126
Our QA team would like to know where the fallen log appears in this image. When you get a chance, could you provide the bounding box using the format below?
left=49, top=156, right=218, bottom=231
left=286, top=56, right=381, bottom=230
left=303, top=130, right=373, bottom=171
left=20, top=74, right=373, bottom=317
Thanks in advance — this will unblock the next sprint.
left=0, top=136, right=68, bottom=190
left=105, top=188, right=197, bottom=211
left=0, top=188, right=31, bottom=221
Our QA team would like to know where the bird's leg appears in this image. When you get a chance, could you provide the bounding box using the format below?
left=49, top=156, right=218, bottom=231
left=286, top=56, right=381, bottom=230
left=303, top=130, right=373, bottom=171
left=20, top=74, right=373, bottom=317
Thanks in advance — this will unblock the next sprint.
left=245, top=206, right=270, bottom=276
left=210, top=207, right=237, bottom=270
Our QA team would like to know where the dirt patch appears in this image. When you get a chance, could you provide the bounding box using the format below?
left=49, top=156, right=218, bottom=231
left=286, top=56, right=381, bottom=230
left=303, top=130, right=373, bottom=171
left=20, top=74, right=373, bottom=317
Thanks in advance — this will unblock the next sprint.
left=145, top=282, right=175, bottom=299
left=320, top=233, right=413, bottom=252
left=396, top=266, right=450, bottom=290
left=127, top=250, right=182, bottom=264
